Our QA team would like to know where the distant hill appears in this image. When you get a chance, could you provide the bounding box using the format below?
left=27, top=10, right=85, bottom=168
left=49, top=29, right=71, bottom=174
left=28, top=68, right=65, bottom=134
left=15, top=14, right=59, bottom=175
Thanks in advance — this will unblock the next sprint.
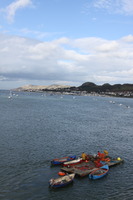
left=77, top=82, right=133, bottom=93
left=14, top=84, right=72, bottom=92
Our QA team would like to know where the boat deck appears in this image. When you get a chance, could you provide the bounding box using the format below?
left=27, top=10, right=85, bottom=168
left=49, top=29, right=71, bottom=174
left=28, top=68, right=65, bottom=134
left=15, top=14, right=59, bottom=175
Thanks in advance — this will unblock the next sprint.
left=61, top=161, right=97, bottom=177
left=105, top=159, right=124, bottom=166
left=61, top=159, right=124, bottom=177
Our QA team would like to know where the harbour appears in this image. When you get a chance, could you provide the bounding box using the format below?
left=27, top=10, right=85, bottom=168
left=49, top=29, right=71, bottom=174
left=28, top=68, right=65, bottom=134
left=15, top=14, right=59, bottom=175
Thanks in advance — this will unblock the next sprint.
left=0, top=91, right=132, bottom=200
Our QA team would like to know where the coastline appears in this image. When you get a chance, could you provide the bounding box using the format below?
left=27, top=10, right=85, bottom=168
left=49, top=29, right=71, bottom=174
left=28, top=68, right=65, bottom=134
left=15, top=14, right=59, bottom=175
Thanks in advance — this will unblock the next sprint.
left=5, top=82, right=133, bottom=98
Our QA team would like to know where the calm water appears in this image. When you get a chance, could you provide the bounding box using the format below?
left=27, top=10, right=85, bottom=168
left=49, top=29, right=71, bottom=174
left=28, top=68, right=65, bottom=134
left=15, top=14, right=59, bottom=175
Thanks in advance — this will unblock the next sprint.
left=0, top=91, right=133, bottom=200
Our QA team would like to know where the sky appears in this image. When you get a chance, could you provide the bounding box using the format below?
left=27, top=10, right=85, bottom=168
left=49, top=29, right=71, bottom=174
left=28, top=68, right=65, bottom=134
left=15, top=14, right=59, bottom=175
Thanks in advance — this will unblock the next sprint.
left=0, top=0, right=133, bottom=89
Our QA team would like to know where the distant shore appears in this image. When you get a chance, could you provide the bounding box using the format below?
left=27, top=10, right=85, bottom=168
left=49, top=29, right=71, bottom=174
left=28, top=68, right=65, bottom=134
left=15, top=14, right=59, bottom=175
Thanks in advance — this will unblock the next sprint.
left=13, top=82, right=133, bottom=98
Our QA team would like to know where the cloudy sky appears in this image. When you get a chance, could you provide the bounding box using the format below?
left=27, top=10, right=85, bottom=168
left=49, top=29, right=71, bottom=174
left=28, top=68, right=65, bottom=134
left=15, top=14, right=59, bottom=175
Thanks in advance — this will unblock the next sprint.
left=0, top=0, right=133, bottom=89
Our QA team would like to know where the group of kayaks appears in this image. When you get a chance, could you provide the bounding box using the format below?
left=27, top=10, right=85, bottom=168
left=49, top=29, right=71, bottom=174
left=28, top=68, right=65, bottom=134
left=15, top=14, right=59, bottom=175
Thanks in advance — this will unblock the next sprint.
left=49, top=152, right=123, bottom=188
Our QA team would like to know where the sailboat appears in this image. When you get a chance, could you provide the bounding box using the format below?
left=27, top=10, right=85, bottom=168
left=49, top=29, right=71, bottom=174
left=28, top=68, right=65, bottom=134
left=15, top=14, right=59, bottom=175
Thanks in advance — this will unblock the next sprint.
left=8, top=91, right=13, bottom=99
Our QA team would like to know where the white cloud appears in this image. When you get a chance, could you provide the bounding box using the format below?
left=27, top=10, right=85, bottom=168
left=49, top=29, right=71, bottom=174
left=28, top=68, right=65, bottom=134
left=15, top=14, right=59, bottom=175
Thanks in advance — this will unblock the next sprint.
left=121, top=35, right=133, bottom=42
left=0, top=34, right=133, bottom=89
left=0, top=76, right=8, bottom=81
left=121, top=0, right=133, bottom=15
left=92, top=0, right=133, bottom=15
left=93, top=0, right=112, bottom=9
left=4, top=0, right=33, bottom=23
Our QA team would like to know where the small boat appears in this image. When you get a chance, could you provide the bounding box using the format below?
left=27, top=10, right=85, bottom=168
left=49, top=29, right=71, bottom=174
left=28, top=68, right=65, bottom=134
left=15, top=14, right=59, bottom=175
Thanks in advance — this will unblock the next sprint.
left=63, top=157, right=83, bottom=166
left=100, top=157, right=124, bottom=167
left=49, top=173, right=75, bottom=188
left=51, top=155, right=76, bottom=165
left=89, top=165, right=109, bottom=180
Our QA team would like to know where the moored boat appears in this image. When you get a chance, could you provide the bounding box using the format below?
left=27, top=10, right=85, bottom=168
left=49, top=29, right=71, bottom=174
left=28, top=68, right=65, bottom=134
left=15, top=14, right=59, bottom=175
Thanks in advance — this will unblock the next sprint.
left=51, top=155, right=76, bottom=165
left=49, top=173, right=75, bottom=188
left=89, top=165, right=109, bottom=180
left=100, top=157, right=124, bottom=167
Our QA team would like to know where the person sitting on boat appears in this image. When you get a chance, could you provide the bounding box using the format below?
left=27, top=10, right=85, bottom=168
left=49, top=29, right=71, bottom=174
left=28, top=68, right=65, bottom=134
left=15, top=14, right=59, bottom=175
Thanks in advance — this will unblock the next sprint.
left=97, top=151, right=102, bottom=158
left=103, top=150, right=109, bottom=157
left=81, top=152, right=87, bottom=160
left=97, top=150, right=110, bottom=162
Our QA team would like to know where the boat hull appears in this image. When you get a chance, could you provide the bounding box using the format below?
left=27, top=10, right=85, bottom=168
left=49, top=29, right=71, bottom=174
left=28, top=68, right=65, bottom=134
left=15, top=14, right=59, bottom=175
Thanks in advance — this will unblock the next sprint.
left=51, top=155, right=76, bottom=165
left=49, top=174, right=75, bottom=188
left=89, top=165, right=109, bottom=180
left=50, top=179, right=73, bottom=188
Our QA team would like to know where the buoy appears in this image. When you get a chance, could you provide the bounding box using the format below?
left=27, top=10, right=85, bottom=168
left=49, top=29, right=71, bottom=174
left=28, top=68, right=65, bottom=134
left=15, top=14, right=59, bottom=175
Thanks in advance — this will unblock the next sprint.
left=58, top=172, right=66, bottom=176
left=117, top=157, right=121, bottom=161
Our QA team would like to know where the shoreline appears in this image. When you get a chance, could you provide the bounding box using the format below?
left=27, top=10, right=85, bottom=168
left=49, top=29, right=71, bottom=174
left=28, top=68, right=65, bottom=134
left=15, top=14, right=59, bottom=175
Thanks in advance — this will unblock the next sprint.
left=10, top=89, right=133, bottom=98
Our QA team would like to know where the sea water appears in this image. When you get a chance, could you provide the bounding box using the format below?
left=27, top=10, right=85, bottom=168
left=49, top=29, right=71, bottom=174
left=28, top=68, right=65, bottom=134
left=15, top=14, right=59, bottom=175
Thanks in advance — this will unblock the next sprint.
left=0, top=91, right=133, bottom=200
